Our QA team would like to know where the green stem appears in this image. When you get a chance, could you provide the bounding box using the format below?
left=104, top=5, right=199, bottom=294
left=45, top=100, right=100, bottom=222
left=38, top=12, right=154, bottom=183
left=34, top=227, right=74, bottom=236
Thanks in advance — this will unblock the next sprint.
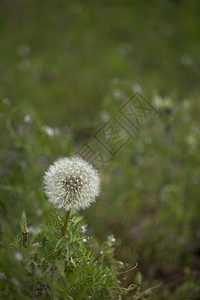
left=61, top=210, right=70, bottom=237
left=57, top=210, right=70, bottom=257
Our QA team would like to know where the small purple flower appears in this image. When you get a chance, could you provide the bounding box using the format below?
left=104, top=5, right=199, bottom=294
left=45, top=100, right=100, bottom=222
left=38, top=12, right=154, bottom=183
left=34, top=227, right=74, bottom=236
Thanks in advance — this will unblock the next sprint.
left=69, top=257, right=72, bottom=262
left=81, top=224, right=88, bottom=232
left=77, top=259, right=83, bottom=263
left=36, top=284, right=51, bottom=297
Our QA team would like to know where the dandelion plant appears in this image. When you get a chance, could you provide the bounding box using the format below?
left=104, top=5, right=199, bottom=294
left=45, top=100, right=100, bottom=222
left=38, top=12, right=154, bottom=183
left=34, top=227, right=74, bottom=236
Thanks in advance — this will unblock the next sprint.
left=43, top=156, right=100, bottom=237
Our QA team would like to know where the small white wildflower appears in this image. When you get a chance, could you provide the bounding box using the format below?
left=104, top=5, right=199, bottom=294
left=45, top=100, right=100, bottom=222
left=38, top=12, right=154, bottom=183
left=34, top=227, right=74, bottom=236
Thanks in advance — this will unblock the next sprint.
left=14, top=252, right=23, bottom=261
left=107, top=235, right=116, bottom=242
left=81, top=224, right=88, bottom=232
left=112, top=90, right=124, bottom=100
left=43, top=125, right=55, bottom=136
left=132, top=83, right=142, bottom=93
left=43, top=157, right=100, bottom=211
left=43, top=125, right=60, bottom=137
left=99, top=110, right=110, bottom=122
left=24, top=114, right=32, bottom=124
left=0, top=272, right=6, bottom=280
left=32, top=243, right=40, bottom=248
left=82, top=238, right=87, bottom=242
left=11, top=278, right=21, bottom=288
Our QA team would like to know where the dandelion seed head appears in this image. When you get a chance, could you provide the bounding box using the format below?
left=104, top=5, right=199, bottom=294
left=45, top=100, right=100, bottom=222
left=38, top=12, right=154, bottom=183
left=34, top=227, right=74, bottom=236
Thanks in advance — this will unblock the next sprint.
left=43, top=157, right=100, bottom=211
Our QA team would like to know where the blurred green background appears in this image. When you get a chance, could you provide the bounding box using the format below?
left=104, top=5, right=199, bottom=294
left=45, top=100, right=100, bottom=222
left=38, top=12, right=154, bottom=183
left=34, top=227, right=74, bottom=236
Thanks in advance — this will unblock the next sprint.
left=1, top=0, right=200, bottom=299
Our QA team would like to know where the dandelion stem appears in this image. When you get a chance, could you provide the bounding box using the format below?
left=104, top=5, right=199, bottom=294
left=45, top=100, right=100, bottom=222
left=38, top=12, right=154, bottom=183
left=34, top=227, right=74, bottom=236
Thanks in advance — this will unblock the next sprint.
left=57, top=210, right=70, bottom=257
left=61, top=210, right=70, bottom=237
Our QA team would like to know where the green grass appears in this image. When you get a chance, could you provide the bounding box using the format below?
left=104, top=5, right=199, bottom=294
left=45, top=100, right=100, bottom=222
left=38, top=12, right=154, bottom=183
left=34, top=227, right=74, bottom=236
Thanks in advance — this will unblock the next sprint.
left=1, top=0, right=200, bottom=299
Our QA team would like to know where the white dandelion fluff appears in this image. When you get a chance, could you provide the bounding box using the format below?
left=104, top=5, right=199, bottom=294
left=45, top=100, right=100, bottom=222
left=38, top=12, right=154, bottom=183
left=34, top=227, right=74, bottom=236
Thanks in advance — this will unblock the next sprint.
left=43, top=156, right=100, bottom=211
